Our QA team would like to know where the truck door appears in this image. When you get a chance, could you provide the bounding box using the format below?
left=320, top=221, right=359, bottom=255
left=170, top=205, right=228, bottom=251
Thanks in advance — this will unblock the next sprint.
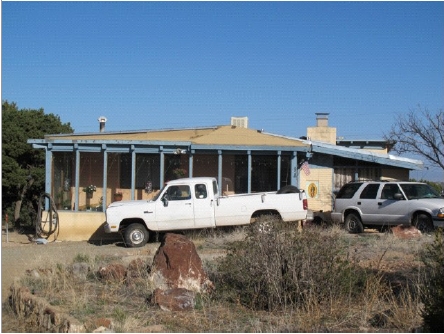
left=155, top=184, right=195, bottom=230
left=193, top=183, right=216, bottom=228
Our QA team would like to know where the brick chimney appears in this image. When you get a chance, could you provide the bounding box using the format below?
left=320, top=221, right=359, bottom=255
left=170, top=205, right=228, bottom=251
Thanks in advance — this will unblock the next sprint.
left=307, top=113, right=336, bottom=144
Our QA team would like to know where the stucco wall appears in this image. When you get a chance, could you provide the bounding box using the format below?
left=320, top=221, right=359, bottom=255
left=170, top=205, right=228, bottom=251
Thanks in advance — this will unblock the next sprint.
left=300, top=167, right=334, bottom=212
left=381, top=168, right=410, bottom=181
left=45, top=211, right=121, bottom=243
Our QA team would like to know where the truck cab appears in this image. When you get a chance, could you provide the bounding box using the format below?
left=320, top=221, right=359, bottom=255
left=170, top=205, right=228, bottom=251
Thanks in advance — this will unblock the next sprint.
left=153, top=178, right=219, bottom=230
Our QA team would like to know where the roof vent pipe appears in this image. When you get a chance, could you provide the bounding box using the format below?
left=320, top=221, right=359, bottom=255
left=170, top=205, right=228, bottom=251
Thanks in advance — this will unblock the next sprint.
left=98, top=116, right=107, bottom=132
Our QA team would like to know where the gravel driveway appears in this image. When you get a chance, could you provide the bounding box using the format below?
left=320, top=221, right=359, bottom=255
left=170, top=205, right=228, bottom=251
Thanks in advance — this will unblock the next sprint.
left=1, top=230, right=160, bottom=302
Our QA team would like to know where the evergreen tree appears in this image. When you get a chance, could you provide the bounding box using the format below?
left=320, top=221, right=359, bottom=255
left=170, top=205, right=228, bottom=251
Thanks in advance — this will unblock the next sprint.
left=2, top=101, right=73, bottom=227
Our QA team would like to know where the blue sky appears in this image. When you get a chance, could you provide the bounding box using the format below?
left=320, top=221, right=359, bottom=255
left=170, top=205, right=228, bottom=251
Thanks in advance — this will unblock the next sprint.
left=2, top=1, right=443, bottom=180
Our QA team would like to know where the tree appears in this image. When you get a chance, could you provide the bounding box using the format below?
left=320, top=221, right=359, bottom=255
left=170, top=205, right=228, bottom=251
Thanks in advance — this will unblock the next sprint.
left=385, top=106, right=444, bottom=173
left=2, top=101, right=73, bottom=228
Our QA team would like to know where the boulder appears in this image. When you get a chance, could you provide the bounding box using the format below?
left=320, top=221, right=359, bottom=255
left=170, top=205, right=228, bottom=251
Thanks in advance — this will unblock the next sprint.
left=97, top=263, right=126, bottom=283
left=71, top=262, right=90, bottom=279
left=391, top=225, right=422, bottom=239
left=152, top=288, right=195, bottom=311
left=126, top=258, right=148, bottom=286
left=149, top=233, right=214, bottom=293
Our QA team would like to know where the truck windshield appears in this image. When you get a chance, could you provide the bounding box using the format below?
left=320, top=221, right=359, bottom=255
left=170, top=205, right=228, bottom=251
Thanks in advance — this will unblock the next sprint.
left=400, top=184, right=440, bottom=200
left=153, top=185, right=167, bottom=201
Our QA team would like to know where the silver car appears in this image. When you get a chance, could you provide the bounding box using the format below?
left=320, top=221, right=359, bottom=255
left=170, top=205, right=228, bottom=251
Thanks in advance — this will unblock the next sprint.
left=331, top=181, right=444, bottom=233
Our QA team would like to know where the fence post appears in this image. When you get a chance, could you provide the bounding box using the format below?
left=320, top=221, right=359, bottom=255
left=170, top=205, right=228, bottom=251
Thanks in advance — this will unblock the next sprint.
left=5, top=213, right=9, bottom=243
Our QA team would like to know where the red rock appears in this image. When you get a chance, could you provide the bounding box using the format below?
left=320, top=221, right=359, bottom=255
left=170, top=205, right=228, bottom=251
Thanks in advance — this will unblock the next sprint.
left=391, top=225, right=422, bottom=239
left=150, top=233, right=214, bottom=293
left=152, top=288, right=195, bottom=311
left=97, top=263, right=126, bottom=282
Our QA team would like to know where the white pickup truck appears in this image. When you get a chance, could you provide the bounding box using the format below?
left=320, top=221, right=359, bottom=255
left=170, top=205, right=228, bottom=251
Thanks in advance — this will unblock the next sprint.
left=104, top=177, right=308, bottom=247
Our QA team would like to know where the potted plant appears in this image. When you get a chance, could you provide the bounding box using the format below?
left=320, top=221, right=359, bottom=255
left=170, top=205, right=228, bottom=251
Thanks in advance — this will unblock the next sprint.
left=83, top=184, right=96, bottom=198
left=114, top=191, right=123, bottom=201
left=172, top=168, right=187, bottom=179
left=62, top=199, right=71, bottom=210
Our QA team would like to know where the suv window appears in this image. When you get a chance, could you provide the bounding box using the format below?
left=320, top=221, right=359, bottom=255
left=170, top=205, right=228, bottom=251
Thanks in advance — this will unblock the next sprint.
left=400, top=183, right=440, bottom=199
left=380, top=184, right=402, bottom=200
left=336, top=183, right=362, bottom=199
left=359, top=184, right=380, bottom=199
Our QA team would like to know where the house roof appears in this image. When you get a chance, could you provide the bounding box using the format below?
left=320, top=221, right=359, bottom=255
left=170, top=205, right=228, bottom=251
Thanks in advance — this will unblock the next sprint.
left=308, top=139, right=423, bottom=170
left=40, top=125, right=309, bottom=148
left=30, top=125, right=423, bottom=170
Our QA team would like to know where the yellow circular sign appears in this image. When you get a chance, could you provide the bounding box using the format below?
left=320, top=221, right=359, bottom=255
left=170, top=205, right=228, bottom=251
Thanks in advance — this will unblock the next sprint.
left=308, top=182, right=318, bottom=198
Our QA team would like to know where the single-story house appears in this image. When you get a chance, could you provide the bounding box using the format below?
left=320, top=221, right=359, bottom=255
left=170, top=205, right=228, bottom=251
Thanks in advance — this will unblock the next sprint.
left=28, top=113, right=423, bottom=241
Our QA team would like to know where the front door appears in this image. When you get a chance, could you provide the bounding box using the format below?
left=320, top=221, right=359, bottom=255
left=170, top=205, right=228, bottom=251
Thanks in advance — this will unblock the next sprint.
left=155, top=184, right=194, bottom=230
left=374, top=183, right=409, bottom=225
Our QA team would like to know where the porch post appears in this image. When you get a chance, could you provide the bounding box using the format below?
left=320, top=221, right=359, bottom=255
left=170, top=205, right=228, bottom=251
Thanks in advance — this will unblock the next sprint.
left=218, top=150, right=222, bottom=195
left=102, top=144, right=107, bottom=210
left=74, top=145, right=80, bottom=211
left=247, top=150, right=252, bottom=193
left=291, top=151, right=298, bottom=187
left=45, top=146, right=52, bottom=211
left=189, top=150, right=194, bottom=177
left=160, top=147, right=164, bottom=187
left=131, top=145, right=136, bottom=200
left=277, top=150, right=282, bottom=190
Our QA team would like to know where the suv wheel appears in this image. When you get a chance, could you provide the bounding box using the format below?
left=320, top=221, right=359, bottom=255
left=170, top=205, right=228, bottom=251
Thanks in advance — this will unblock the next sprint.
left=413, top=213, right=434, bottom=233
left=345, top=213, right=364, bottom=234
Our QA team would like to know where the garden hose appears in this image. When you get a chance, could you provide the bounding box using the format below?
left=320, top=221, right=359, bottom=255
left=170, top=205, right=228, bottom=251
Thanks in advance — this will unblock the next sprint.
left=35, top=193, right=60, bottom=241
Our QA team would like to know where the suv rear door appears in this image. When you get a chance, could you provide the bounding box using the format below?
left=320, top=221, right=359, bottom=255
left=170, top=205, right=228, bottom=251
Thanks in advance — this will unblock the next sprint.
left=357, top=183, right=381, bottom=224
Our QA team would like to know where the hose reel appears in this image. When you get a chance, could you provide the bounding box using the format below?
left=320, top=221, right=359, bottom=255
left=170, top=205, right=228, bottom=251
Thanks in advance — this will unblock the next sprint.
left=35, top=193, right=60, bottom=241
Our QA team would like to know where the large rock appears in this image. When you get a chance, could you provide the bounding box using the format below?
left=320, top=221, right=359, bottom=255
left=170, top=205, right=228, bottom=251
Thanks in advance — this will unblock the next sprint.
left=149, top=233, right=214, bottom=293
left=152, top=288, right=195, bottom=311
left=391, top=225, right=422, bottom=239
left=97, top=263, right=127, bottom=283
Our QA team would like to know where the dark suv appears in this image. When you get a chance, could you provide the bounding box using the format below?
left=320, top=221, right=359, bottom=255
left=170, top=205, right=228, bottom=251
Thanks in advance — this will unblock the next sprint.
left=331, top=181, right=444, bottom=233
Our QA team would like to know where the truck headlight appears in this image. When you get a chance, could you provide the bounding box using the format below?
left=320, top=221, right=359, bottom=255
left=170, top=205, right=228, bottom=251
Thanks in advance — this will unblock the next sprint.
left=438, top=208, right=444, bottom=219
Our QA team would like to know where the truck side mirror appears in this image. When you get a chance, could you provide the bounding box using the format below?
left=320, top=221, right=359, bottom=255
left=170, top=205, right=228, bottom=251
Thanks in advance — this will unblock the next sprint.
left=162, top=197, right=169, bottom=207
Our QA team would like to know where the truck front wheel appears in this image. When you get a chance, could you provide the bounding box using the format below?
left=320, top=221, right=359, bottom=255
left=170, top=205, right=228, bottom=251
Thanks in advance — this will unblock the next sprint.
left=123, top=223, right=149, bottom=247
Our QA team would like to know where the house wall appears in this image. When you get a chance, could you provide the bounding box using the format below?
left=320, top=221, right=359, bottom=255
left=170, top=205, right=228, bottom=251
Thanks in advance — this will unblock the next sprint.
left=300, top=167, right=334, bottom=212
left=307, top=126, right=337, bottom=144
left=381, top=168, right=410, bottom=181
left=45, top=211, right=120, bottom=243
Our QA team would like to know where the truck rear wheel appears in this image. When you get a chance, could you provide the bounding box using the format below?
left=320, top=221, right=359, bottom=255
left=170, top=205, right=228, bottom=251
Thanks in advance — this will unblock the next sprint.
left=123, top=223, right=149, bottom=248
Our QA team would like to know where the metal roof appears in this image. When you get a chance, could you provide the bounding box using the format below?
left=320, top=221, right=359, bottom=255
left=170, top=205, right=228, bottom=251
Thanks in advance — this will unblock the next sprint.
left=28, top=125, right=424, bottom=170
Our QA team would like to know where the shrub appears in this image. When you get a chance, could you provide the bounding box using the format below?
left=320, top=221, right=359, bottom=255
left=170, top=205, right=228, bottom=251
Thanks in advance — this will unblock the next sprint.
left=421, top=228, right=444, bottom=332
left=212, top=216, right=367, bottom=311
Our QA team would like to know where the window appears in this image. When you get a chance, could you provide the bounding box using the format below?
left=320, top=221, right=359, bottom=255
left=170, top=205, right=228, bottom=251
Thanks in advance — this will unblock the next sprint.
left=336, top=183, right=363, bottom=199
left=380, top=184, right=401, bottom=200
left=360, top=184, right=380, bottom=199
left=165, top=185, right=191, bottom=201
left=195, top=184, right=207, bottom=199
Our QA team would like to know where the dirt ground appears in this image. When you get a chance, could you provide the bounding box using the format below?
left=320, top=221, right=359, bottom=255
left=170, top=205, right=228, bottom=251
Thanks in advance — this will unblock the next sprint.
left=1, top=229, right=161, bottom=303
left=2, top=225, right=434, bottom=332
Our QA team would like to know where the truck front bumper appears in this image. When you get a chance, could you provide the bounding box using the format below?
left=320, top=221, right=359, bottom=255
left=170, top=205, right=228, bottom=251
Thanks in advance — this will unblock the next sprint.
left=104, top=223, right=116, bottom=233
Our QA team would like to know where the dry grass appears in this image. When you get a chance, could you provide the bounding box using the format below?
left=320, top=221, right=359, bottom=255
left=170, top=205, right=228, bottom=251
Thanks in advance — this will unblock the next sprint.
left=2, top=222, right=434, bottom=333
